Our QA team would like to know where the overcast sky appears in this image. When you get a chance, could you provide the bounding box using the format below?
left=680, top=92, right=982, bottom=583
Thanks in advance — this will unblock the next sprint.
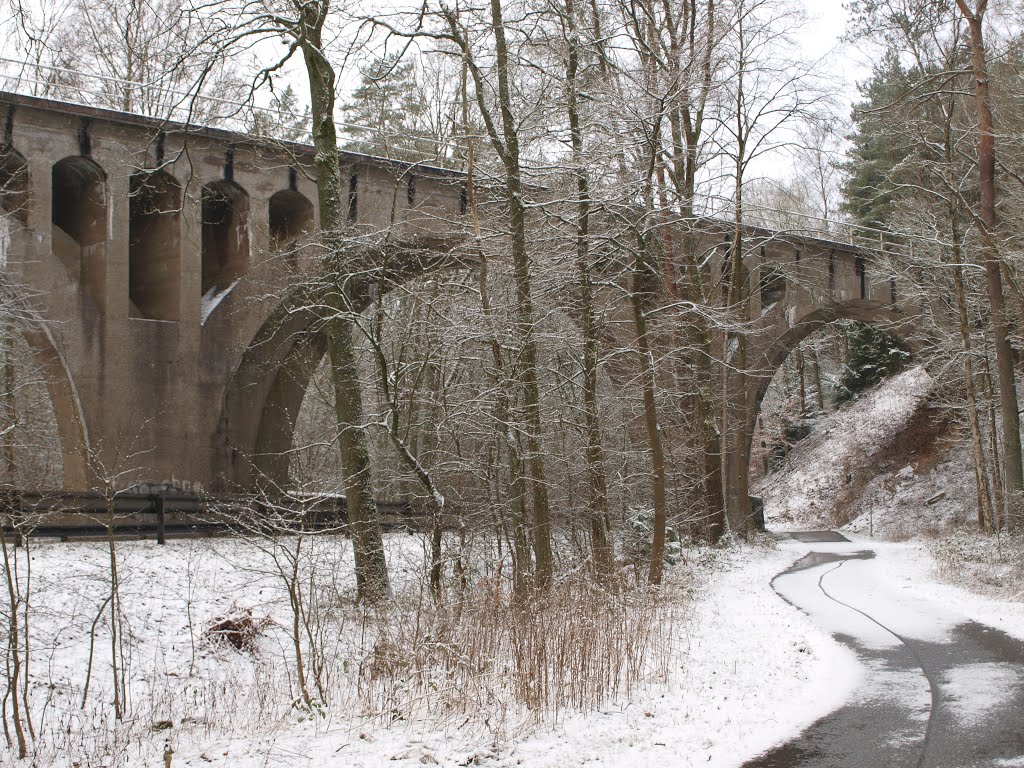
left=796, top=0, right=870, bottom=109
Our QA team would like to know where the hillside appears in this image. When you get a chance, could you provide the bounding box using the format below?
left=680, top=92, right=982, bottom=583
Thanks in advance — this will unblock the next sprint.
left=757, top=366, right=975, bottom=538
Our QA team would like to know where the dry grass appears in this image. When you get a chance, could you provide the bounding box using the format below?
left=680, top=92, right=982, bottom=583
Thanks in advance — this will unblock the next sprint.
left=3, top=535, right=689, bottom=764
left=355, top=572, right=678, bottom=732
left=930, top=530, right=1024, bottom=599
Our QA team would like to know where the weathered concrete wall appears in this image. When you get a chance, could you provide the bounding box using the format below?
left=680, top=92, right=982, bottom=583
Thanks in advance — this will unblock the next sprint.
left=0, top=91, right=466, bottom=491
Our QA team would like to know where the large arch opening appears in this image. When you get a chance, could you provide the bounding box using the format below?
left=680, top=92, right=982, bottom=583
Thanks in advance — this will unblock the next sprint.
left=748, top=306, right=917, bottom=529
left=219, top=256, right=639, bottom=570
left=0, top=328, right=66, bottom=488
left=751, top=323, right=847, bottom=479
left=260, top=277, right=635, bottom=511
left=52, top=156, right=107, bottom=309
left=269, top=189, right=314, bottom=253
left=0, top=281, right=91, bottom=490
left=201, top=179, right=249, bottom=297
left=129, top=170, right=181, bottom=320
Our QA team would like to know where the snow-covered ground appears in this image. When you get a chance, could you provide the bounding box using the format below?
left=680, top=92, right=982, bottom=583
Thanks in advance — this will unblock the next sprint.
left=10, top=366, right=1024, bottom=766
left=2, top=534, right=859, bottom=768
left=755, top=363, right=1024, bottom=598
left=487, top=543, right=858, bottom=768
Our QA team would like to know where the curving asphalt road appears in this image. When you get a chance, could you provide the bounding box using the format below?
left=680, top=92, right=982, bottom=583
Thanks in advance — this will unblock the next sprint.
left=742, top=532, right=1024, bottom=768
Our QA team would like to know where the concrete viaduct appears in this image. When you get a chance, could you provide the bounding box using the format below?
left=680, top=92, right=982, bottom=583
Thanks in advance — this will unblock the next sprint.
left=0, top=90, right=918, bottom=498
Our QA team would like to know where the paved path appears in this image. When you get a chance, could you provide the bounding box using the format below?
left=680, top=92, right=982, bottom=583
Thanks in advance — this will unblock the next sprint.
left=743, top=532, right=1024, bottom=768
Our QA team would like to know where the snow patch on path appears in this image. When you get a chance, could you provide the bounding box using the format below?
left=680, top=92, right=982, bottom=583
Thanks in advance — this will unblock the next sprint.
left=851, top=536, right=1024, bottom=644
left=942, top=663, right=1023, bottom=727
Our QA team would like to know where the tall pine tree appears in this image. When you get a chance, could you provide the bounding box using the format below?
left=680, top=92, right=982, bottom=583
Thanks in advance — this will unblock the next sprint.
left=340, top=54, right=434, bottom=162
left=841, top=53, right=919, bottom=229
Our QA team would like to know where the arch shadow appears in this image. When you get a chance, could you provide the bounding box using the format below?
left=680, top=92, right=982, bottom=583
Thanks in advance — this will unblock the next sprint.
left=215, top=235, right=472, bottom=492
left=52, top=155, right=107, bottom=310
left=202, top=179, right=250, bottom=298
left=745, top=299, right=920, bottom=455
left=130, top=169, right=181, bottom=321
left=269, top=189, right=314, bottom=253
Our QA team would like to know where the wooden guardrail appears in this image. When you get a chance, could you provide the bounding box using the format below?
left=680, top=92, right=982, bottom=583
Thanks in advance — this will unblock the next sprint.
left=0, top=490, right=437, bottom=544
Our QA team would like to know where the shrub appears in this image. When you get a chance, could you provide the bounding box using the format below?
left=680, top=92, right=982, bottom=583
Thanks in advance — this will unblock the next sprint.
left=623, top=507, right=682, bottom=569
left=835, top=322, right=910, bottom=403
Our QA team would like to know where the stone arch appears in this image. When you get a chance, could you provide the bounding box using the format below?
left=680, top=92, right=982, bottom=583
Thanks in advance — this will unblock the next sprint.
left=0, top=146, right=29, bottom=223
left=269, top=189, right=314, bottom=251
left=0, top=285, right=92, bottom=489
left=52, top=155, right=107, bottom=310
left=215, top=237, right=476, bottom=491
left=714, top=299, right=920, bottom=531
left=129, top=169, right=181, bottom=320
left=215, top=299, right=321, bottom=490
left=201, top=179, right=250, bottom=297
left=252, top=329, right=328, bottom=489
left=745, top=301, right=918, bottom=455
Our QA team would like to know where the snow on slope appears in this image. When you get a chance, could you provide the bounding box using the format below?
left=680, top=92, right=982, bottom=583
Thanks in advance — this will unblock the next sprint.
left=757, top=366, right=965, bottom=534
left=842, top=438, right=977, bottom=539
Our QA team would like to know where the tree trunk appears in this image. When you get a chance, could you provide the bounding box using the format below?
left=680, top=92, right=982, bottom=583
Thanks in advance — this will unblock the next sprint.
left=299, top=3, right=389, bottom=601
left=632, top=256, right=669, bottom=585
left=666, top=0, right=725, bottom=543
left=461, top=59, right=532, bottom=593
left=957, top=0, right=1024, bottom=521
left=795, top=344, right=807, bottom=417
left=945, top=122, right=995, bottom=531
left=724, top=172, right=751, bottom=535
left=982, top=335, right=1005, bottom=528
left=1, top=330, right=15, bottom=484
left=484, top=0, right=554, bottom=585
left=564, top=0, right=613, bottom=578
left=953, top=256, right=994, bottom=530
left=810, top=345, right=825, bottom=411
left=0, top=523, right=27, bottom=757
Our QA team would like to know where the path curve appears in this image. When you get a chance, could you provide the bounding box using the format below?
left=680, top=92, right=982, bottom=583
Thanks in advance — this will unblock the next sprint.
left=742, top=532, right=1024, bottom=768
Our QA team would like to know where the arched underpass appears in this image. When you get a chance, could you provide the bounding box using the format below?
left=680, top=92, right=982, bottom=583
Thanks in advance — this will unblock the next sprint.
left=750, top=314, right=916, bottom=487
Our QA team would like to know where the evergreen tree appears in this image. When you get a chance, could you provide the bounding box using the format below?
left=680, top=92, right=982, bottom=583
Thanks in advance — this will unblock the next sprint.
left=840, top=53, right=919, bottom=229
left=835, top=322, right=910, bottom=403
left=340, top=54, right=434, bottom=162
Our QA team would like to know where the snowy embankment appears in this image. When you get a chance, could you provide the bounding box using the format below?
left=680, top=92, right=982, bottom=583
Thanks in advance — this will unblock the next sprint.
left=753, top=359, right=1024, bottom=681
left=758, top=366, right=976, bottom=535
left=6, top=535, right=854, bottom=768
